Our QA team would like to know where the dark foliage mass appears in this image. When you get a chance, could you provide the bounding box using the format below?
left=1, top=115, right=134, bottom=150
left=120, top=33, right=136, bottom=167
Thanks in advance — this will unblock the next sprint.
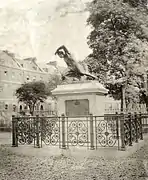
left=16, top=81, right=51, bottom=115
left=85, top=0, right=148, bottom=108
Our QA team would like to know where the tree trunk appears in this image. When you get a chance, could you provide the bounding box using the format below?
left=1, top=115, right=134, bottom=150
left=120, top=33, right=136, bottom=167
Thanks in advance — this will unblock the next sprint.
left=146, top=103, right=148, bottom=112
left=144, top=74, right=148, bottom=112
left=32, top=103, right=36, bottom=116
left=121, top=85, right=126, bottom=113
left=144, top=96, right=148, bottom=112
left=29, top=104, right=34, bottom=116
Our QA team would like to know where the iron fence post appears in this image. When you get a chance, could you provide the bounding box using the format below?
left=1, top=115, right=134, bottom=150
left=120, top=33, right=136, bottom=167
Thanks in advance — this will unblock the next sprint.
left=134, top=112, right=138, bottom=143
left=61, top=114, right=66, bottom=149
left=120, top=113, right=126, bottom=151
left=128, top=113, right=132, bottom=146
left=35, top=115, right=40, bottom=148
left=139, top=112, right=143, bottom=140
left=90, top=114, right=95, bottom=150
left=40, top=115, right=44, bottom=148
left=12, top=115, right=18, bottom=147
left=115, top=112, right=120, bottom=150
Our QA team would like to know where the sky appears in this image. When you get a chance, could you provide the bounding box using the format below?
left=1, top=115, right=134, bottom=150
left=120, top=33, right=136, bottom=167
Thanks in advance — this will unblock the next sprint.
left=0, top=0, right=91, bottom=66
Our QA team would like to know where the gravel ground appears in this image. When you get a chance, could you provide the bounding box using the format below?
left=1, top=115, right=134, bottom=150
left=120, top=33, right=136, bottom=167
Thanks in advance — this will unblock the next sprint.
left=0, top=142, right=148, bottom=180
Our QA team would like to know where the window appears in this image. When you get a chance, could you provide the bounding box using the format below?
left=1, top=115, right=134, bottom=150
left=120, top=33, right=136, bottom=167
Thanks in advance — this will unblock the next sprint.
left=43, top=68, right=48, bottom=72
left=40, top=105, right=44, bottom=111
left=4, top=71, right=7, bottom=75
left=13, top=105, right=16, bottom=112
left=32, top=66, right=37, bottom=70
left=26, top=76, right=30, bottom=81
left=0, top=85, right=3, bottom=92
left=12, top=72, right=15, bottom=79
left=5, top=104, right=8, bottom=110
left=34, top=105, right=36, bottom=110
left=33, top=76, right=36, bottom=81
left=20, top=105, right=22, bottom=111
left=19, top=73, right=22, bottom=80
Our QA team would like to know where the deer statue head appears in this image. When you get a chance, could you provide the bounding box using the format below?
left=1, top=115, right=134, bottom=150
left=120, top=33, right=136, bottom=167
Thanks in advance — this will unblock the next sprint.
left=55, top=45, right=70, bottom=59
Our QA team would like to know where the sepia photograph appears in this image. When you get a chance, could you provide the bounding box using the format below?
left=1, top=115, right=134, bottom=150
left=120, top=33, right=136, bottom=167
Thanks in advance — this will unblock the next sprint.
left=1, top=0, right=148, bottom=179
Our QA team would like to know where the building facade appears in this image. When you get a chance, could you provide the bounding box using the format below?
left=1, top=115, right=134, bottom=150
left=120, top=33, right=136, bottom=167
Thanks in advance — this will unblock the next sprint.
left=0, top=50, right=57, bottom=126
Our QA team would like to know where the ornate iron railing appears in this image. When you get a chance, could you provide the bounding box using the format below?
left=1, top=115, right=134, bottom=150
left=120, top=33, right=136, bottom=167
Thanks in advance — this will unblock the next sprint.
left=40, top=116, right=61, bottom=147
left=66, top=116, right=89, bottom=148
left=12, top=113, right=144, bottom=151
left=95, top=115, right=118, bottom=148
left=17, top=110, right=57, bottom=116
left=141, top=113, right=148, bottom=134
left=123, top=113, right=143, bottom=149
left=17, top=116, right=36, bottom=145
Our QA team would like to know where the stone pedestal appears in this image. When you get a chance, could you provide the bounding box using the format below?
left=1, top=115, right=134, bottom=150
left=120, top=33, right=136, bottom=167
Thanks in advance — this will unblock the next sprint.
left=52, top=81, right=114, bottom=116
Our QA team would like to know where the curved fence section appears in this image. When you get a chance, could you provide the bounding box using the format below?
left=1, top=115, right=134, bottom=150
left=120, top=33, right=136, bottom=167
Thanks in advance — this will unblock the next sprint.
left=12, top=113, right=145, bottom=151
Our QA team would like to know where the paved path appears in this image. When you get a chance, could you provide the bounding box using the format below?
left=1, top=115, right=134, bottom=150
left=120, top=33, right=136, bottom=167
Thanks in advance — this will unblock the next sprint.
left=0, top=132, right=147, bottom=159
left=0, top=140, right=148, bottom=180
left=0, top=132, right=11, bottom=145
left=1, top=132, right=148, bottom=180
